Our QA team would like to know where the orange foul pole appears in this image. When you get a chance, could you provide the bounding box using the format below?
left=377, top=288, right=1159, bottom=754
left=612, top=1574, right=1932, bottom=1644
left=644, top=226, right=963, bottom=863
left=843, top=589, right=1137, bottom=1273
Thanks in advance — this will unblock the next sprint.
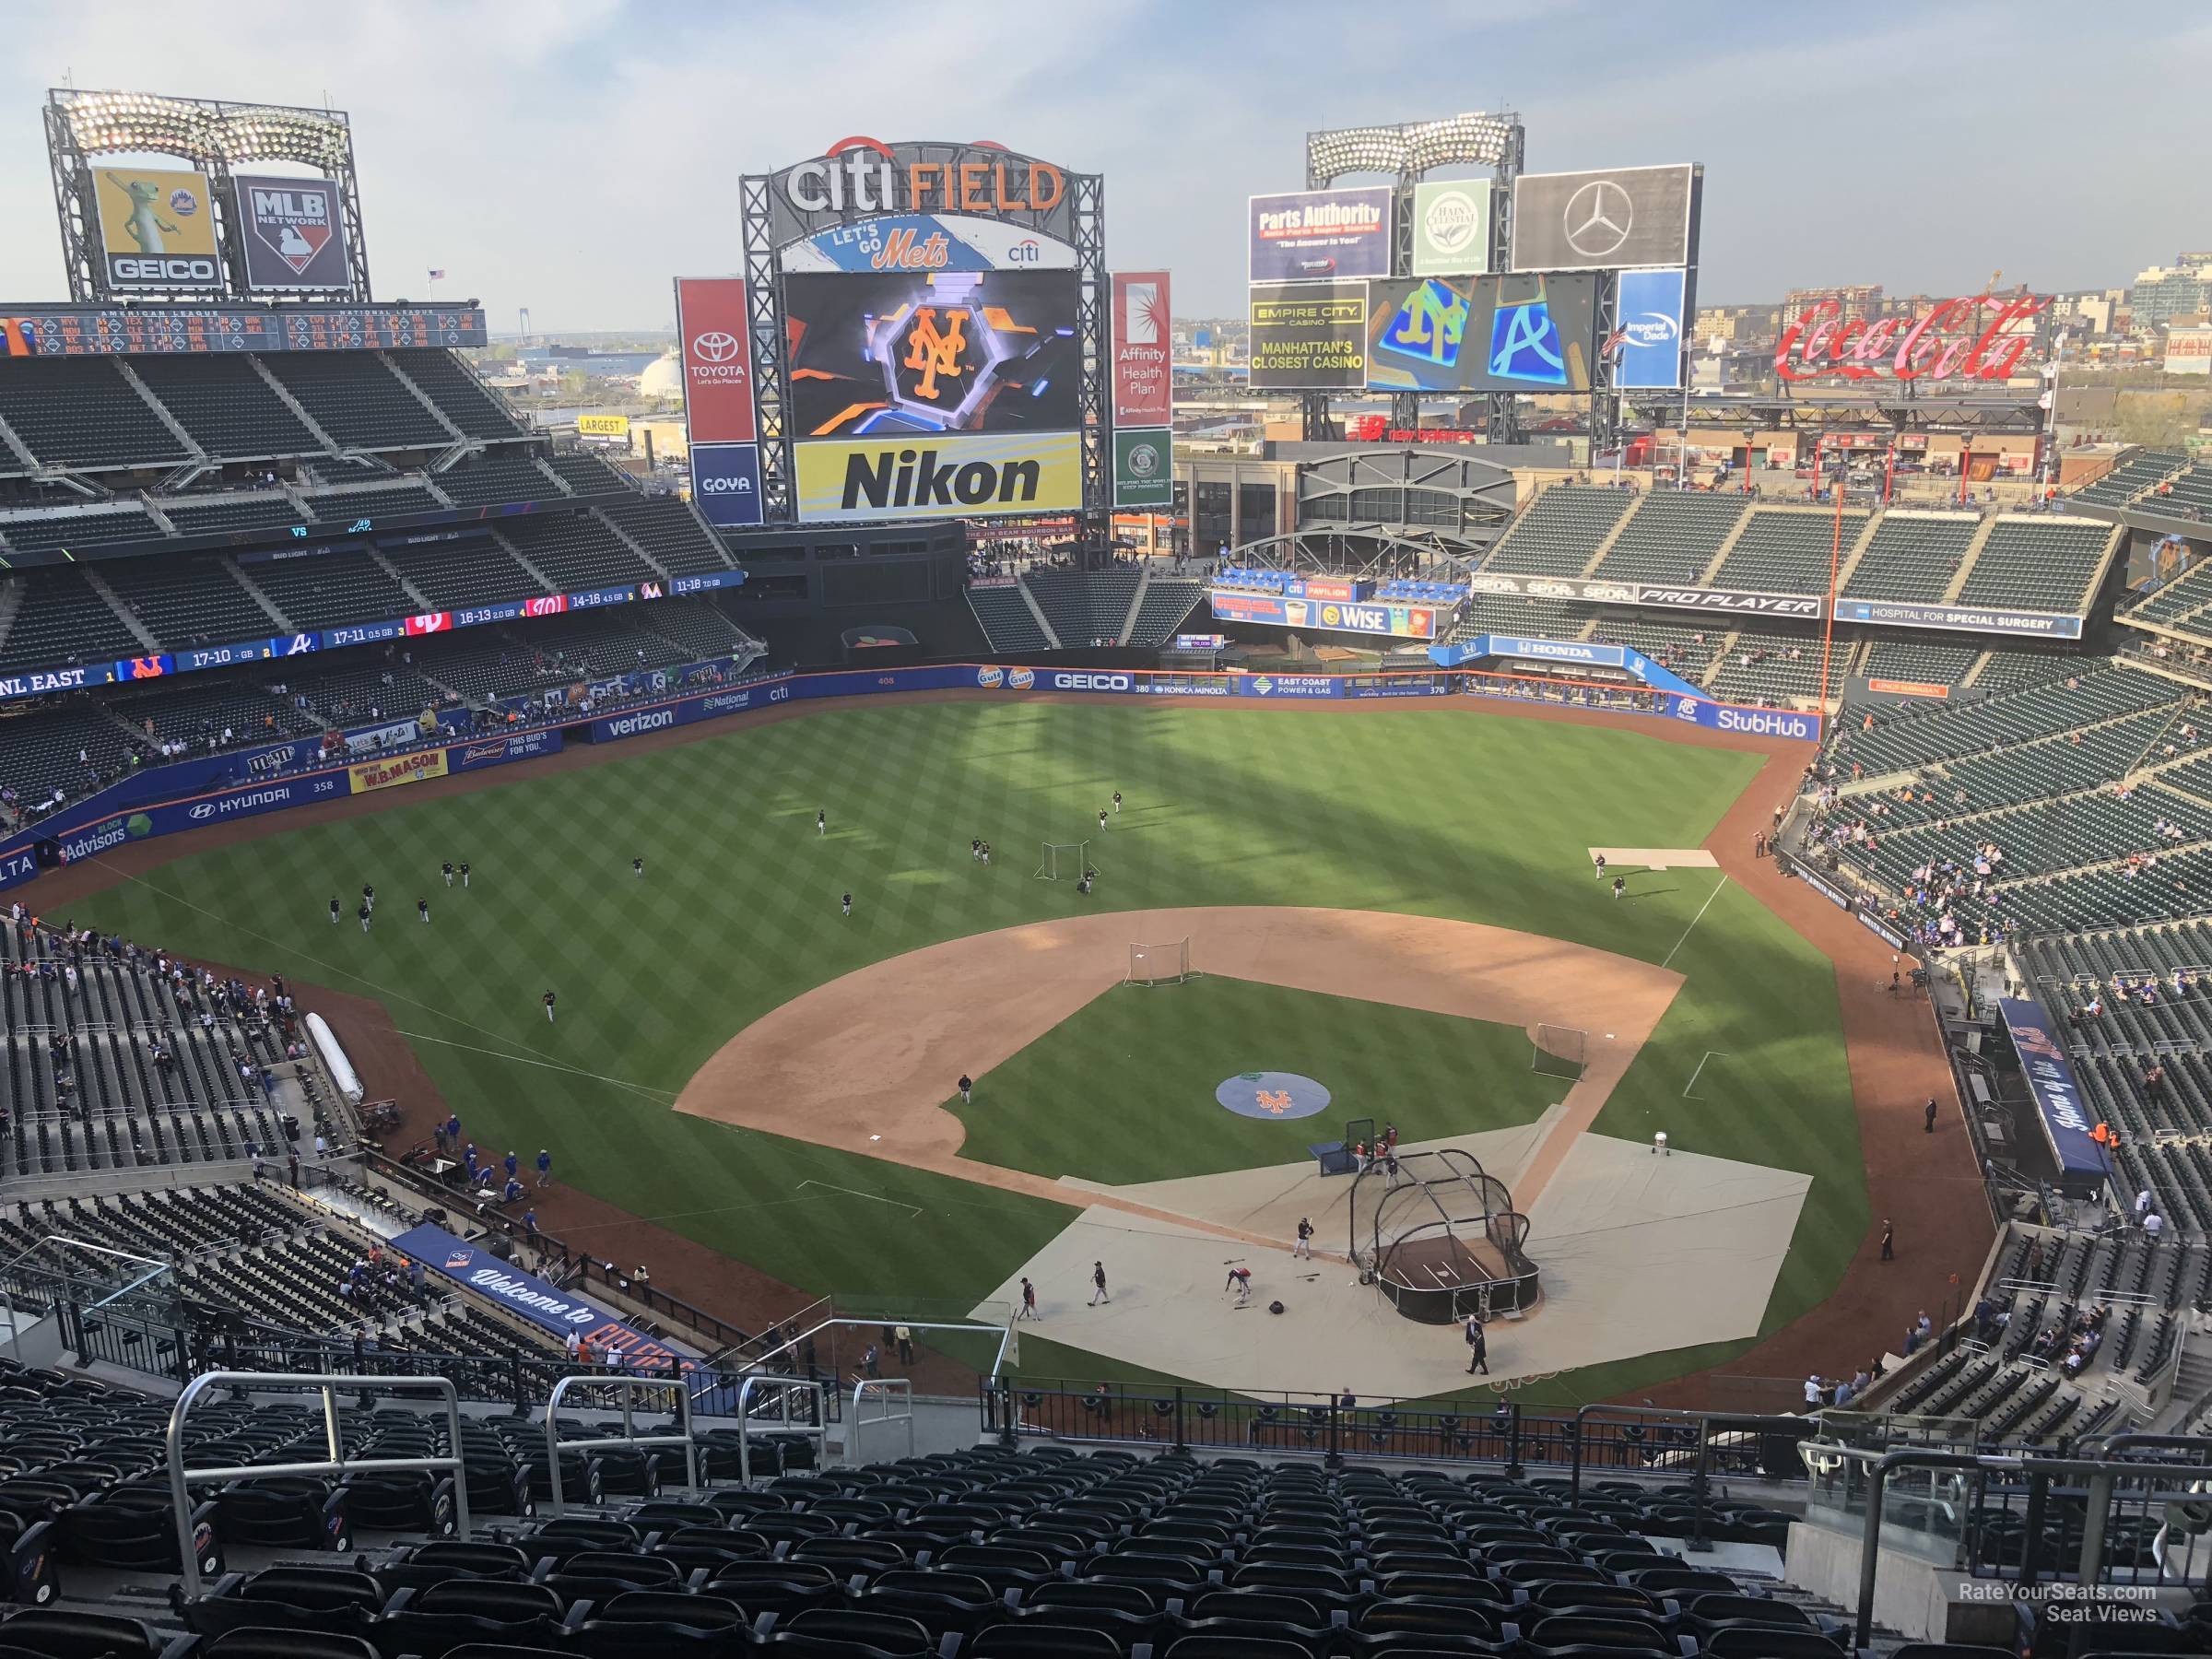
left=1818, top=480, right=1844, bottom=712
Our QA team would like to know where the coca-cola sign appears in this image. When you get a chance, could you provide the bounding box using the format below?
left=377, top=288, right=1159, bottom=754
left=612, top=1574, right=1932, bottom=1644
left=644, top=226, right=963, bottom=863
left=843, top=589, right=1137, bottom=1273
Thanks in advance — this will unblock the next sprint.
left=1775, top=293, right=2044, bottom=383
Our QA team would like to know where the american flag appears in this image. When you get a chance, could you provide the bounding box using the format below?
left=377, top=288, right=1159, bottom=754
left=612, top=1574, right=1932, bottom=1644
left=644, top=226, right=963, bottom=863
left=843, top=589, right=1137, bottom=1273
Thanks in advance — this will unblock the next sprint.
left=427, top=268, right=447, bottom=281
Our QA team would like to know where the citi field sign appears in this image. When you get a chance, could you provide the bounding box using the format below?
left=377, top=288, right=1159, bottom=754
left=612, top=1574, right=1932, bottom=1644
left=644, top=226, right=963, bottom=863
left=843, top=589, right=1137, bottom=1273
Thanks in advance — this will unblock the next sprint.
left=780, top=136, right=1065, bottom=219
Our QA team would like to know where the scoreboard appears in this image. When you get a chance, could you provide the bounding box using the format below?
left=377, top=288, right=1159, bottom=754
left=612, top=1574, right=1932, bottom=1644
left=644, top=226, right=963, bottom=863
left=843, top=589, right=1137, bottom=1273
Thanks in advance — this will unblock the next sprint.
left=0, top=305, right=488, bottom=357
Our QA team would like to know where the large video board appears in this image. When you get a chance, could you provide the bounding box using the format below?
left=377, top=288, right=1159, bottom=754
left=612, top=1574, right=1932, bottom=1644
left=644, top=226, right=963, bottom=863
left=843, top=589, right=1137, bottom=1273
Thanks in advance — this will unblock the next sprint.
left=783, top=269, right=1080, bottom=438
left=1249, top=280, right=1370, bottom=389
left=1363, top=274, right=1599, bottom=394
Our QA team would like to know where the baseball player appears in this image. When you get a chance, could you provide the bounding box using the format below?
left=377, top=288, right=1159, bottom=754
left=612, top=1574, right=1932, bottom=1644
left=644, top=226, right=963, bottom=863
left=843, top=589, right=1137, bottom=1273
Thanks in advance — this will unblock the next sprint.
left=958, top=1074, right=973, bottom=1104
left=357, top=902, right=371, bottom=934
left=1098, top=807, right=1108, bottom=831
left=1226, top=1265, right=1253, bottom=1306
left=543, top=989, right=557, bottom=1023
left=329, top=897, right=341, bottom=925
left=417, top=898, right=429, bottom=924
left=632, top=857, right=644, bottom=879
left=980, top=842, right=991, bottom=865
left=841, top=891, right=853, bottom=917
left=1612, top=875, right=1627, bottom=901
left=441, top=861, right=454, bottom=888
left=362, top=883, right=375, bottom=914
left=1112, top=790, right=1123, bottom=815
left=1089, top=1261, right=1111, bottom=1306
left=536, top=1147, right=553, bottom=1188
left=971, top=839, right=982, bottom=863
left=460, top=861, right=471, bottom=888
left=1594, top=852, right=1606, bottom=880
left=1294, top=1217, right=1313, bottom=1259
left=817, top=808, right=827, bottom=836
left=1018, top=1277, right=1039, bottom=1320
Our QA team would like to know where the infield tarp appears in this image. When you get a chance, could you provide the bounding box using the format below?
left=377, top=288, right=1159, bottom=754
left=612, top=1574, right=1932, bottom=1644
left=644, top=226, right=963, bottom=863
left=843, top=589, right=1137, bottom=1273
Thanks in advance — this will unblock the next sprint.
left=1995, top=997, right=2113, bottom=1193
left=390, top=1222, right=695, bottom=1372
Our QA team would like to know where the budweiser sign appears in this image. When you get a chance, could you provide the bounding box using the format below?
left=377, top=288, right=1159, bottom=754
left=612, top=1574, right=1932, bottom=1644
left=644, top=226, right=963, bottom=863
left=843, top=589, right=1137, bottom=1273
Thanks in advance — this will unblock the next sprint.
left=1775, top=293, right=2045, bottom=383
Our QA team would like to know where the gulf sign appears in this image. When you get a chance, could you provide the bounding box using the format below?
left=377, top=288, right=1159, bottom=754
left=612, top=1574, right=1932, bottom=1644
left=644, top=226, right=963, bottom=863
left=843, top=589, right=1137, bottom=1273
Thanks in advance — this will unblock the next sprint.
left=674, top=277, right=757, bottom=443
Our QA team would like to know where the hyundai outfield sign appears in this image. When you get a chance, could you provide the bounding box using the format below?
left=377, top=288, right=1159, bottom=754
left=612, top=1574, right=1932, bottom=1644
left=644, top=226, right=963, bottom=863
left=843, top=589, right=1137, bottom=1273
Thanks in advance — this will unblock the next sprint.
left=1510, top=164, right=1700, bottom=273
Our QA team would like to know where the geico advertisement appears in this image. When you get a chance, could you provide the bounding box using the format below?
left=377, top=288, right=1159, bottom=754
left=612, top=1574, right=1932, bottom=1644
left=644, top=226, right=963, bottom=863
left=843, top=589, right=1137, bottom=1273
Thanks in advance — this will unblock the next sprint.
left=95, top=167, right=220, bottom=288
left=794, top=431, right=1081, bottom=522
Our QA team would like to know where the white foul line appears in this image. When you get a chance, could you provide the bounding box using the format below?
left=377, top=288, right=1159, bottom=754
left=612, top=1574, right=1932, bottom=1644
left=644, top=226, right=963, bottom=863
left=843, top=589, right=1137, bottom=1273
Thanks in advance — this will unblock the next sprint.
left=1661, top=873, right=1731, bottom=971
left=795, top=1180, right=923, bottom=1218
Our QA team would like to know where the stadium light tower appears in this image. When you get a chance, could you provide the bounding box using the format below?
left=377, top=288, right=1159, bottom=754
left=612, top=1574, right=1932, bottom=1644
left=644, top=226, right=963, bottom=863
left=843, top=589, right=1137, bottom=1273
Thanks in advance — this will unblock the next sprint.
left=43, top=88, right=371, bottom=304
left=1301, top=113, right=1525, bottom=445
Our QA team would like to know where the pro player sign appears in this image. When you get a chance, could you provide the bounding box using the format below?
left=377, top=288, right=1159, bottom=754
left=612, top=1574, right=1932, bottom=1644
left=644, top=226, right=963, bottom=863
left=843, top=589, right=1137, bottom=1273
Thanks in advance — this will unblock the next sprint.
left=234, top=174, right=355, bottom=292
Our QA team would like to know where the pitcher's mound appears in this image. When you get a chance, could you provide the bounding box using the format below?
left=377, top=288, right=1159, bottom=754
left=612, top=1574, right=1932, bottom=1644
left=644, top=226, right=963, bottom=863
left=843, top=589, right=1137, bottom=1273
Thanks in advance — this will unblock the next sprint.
left=1216, top=1071, right=1331, bottom=1121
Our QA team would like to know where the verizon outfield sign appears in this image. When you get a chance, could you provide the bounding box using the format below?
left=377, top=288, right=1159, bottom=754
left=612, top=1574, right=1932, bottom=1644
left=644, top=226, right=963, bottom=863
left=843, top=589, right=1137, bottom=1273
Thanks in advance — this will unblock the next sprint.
left=1775, top=293, right=2046, bottom=383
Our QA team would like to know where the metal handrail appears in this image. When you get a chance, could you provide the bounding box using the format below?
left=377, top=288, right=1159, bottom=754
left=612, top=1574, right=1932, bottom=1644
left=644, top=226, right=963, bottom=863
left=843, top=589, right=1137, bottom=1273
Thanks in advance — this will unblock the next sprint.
left=850, top=1377, right=914, bottom=1468
left=736, top=1374, right=825, bottom=1485
left=1806, top=1439, right=2212, bottom=1645
left=544, top=1372, right=697, bottom=1516
left=166, top=1369, right=468, bottom=1598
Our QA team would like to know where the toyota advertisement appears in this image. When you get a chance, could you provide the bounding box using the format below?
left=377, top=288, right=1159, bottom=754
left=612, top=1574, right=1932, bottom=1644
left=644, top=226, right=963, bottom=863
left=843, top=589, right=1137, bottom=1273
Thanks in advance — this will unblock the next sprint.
left=1364, top=274, right=1599, bottom=394
left=1248, top=188, right=1393, bottom=282
left=675, top=276, right=759, bottom=531
left=1509, top=163, right=1701, bottom=273
left=1613, top=267, right=1687, bottom=390
left=783, top=270, right=1080, bottom=438
left=1249, top=280, right=1369, bottom=389
left=233, top=173, right=354, bottom=292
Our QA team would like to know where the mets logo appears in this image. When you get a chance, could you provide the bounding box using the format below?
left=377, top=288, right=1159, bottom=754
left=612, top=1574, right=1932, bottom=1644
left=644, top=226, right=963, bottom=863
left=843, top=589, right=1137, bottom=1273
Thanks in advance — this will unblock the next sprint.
left=899, top=307, right=971, bottom=405
left=1255, top=1089, right=1293, bottom=1115
left=1008, top=667, right=1035, bottom=688
left=444, top=1250, right=473, bottom=1269
left=976, top=665, right=1005, bottom=688
left=1253, top=677, right=1275, bottom=696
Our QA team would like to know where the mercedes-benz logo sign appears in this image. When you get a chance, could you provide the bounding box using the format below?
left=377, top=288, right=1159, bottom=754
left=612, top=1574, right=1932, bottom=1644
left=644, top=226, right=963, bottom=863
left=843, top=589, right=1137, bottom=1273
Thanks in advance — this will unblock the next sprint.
left=692, top=330, right=743, bottom=363
left=1563, top=178, right=1633, bottom=259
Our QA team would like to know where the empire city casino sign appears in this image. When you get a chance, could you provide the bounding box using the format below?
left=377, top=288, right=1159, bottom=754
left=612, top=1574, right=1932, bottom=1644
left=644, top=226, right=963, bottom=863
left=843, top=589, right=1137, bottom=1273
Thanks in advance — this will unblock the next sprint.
left=1774, top=293, right=2046, bottom=383
left=781, top=136, right=1065, bottom=218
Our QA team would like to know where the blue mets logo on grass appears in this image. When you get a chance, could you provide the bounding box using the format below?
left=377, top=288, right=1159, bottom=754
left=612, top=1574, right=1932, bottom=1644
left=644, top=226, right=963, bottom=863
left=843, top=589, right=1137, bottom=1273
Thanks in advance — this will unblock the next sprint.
left=1216, top=1071, right=1331, bottom=1121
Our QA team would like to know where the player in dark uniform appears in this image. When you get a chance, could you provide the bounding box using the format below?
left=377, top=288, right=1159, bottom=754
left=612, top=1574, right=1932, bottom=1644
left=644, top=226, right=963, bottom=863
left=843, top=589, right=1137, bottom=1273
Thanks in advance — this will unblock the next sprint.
left=362, top=883, right=375, bottom=914
left=460, top=862, right=471, bottom=888
left=357, top=903, right=371, bottom=934
left=971, top=839, right=982, bottom=862
left=442, top=861, right=454, bottom=888
left=632, top=857, right=644, bottom=879
left=1112, top=791, right=1123, bottom=815
left=1612, top=876, right=1627, bottom=900
left=329, top=897, right=341, bottom=925
left=417, top=898, right=429, bottom=924
left=841, top=891, right=853, bottom=917
left=543, top=989, right=557, bottom=1023
left=817, top=809, right=827, bottom=836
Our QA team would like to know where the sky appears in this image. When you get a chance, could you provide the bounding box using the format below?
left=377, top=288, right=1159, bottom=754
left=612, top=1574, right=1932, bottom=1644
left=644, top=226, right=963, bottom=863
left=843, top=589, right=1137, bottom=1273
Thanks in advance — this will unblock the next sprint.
left=2, top=0, right=2206, bottom=331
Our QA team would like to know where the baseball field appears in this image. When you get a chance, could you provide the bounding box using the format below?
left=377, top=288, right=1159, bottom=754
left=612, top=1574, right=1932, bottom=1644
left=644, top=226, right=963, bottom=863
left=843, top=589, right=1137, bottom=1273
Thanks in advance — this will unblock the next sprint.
left=57, top=694, right=1887, bottom=1403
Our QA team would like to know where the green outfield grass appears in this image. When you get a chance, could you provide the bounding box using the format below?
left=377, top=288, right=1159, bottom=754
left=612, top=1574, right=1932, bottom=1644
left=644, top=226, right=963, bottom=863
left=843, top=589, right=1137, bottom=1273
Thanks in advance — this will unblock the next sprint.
left=948, top=975, right=1555, bottom=1186
left=64, top=699, right=1858, bottom=1394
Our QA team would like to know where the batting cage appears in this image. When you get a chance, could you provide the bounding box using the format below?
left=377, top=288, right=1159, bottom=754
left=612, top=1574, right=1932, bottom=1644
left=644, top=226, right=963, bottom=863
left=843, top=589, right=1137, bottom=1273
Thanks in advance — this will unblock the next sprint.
left=1349, top=1147, right=1540, bottom=1323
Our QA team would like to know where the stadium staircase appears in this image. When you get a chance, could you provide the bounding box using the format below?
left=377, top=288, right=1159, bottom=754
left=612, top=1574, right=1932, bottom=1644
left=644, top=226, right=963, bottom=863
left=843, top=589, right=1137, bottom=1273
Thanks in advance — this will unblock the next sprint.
left=1573, top=495, right=1642, bottom=578
left=487, top=525, right=562, bottom=594
left=1936, top=515, right=2003, bottom=605
left=1827, top=513, right=1883, bottom=593
left=1695, top=508, right=1756, bottom=586
left=111, top=359, right=206, bottom=465
left=215, top=559, right=293, bottom=633
left=1117, top=573, right=1149, bottom=646
left=1018, top=578, right=1062, bottom=648
left=366, top=351, right=466, bottom=449
left=242, top=355, right=342, bottom=453
left=80, top=565, right=160, bottom=653
left=590, top=508, right=673, bottom=584
left=0, top=572, right=21, bottom=659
